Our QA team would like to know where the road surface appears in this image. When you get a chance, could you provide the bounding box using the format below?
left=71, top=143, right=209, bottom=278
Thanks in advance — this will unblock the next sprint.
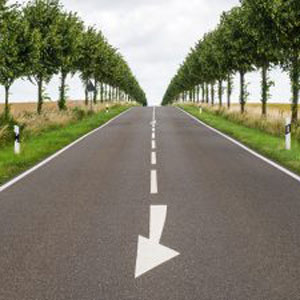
left=0, top=107, right=300, bottom=300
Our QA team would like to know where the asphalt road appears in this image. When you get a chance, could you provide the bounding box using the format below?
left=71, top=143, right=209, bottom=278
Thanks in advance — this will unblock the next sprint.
left=0, top=106, right=300, bottom=300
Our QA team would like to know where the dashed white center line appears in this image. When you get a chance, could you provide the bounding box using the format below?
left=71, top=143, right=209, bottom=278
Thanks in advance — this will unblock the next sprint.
left=152, top=140, right=156, bottom=150
left=152, top=106, right=156, bottom=122
left=151, top=152, right=157, bottom=165
left=151, top=170, right=158, bottom=194
left=152, top=127, right=155, bottom=132
left=152, top=132, right=155, bottom=140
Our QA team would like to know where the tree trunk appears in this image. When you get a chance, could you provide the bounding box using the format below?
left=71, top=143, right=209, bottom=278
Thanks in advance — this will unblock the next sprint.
left=85, top=79, right=89, bottom=106
left=192, top=88, right=194, bottom=103
left=113, top=87, right=116, bottom=102
left=205, top=83, right=209, bottom=103
left=58, top=72, right=67, bottom=111
left=37, top=77, right=43, bottom=114
left=291, top=53, right=299, bottom=123
left=102, top=84, right=105, bottom=102
left=4, top=85, right=10, bottom=119
left=239, top=71, right=245, bottom=114
left=218, top=80, right=223, bottom=107
left=193, top=88, right=196, bottom=103
left=211, top=83, right=215, bottom=106
left=197, top=85, right=200, bottom=103
left=227, top=74, right=232, bottom=109
left=201, top=84, right=205, bottom=103
left=108, top=85, right=112, bottom=102
left=261, top=64, right=268, bottom=116
left=93, top=79, right=98, bottom=104
left=100, top=82, right=103, bottom=102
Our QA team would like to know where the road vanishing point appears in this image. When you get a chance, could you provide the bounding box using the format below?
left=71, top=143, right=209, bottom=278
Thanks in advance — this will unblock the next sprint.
left=0, top=107, right=300, bottom=299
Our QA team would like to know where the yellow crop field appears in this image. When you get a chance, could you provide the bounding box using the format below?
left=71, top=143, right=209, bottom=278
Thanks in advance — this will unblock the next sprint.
left=0, top=101, right=87, bottom=116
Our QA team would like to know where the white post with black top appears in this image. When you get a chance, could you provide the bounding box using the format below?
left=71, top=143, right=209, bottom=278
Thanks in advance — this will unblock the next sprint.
left=14, top=125, right=20, bottom=154
left=285, top=117, right=291, bottom=150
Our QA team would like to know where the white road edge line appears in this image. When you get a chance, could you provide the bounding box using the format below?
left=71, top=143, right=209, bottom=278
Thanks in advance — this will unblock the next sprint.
left=0, top=108, right=133, bottom=193
left=151, top=170, right=158, bottom=194
left=178, top=107, right=300, bottom=184
left=152, top=140, right=156, bottom=150
left=151, top=152, right=157, bottom=165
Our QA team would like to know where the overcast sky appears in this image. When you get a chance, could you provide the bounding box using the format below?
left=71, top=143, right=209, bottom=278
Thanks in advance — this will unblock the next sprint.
left=2, top=0, right=291, bottom=106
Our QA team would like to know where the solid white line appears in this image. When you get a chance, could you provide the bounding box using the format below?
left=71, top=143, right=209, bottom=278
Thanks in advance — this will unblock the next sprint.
left=152, top=140, right=156, bottom=150
left=0, top=108, right=133, bottom=193
left=152, top=132, right=155, bottom=140
left=151, top=170, right=158, bottom=194
left=151, top=152, right=157, bottom=165
left=178, top=107, right=300, bottom=184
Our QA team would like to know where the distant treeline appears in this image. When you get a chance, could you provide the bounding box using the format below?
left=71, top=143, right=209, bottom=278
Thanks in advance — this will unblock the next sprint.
left=162, top=0, right=299, bottom=122
left=0, top=0, right=147, bottom=116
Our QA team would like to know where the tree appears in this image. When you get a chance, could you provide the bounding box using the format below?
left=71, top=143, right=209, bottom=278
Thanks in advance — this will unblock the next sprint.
left=213, top=21, right=235, bottom=109
left=0, top=3, right=39, bottom=118
left=241, top=0, right=279, bottom=116
left=23, top=0, right=62, bottom=114
left=78, top=27, right=105, bottom=106
left=241, top=0, right=299, bottom=121
left=56, top=11, right=83, bottom=110
left=220, top=7, right=255, bottom=113
left=0, top=3, right=21, bottom=117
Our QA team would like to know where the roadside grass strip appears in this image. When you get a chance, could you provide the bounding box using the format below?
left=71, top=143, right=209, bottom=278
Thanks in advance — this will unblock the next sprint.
left=178, top=104, right=300, bottom=177
left=0, top=105, right=131, bottom=186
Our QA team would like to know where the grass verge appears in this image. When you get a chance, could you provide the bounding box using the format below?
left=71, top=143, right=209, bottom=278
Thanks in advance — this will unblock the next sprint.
left=0, top=104, right=131, bottom=185
left=178, top=104, right=300, bottom=176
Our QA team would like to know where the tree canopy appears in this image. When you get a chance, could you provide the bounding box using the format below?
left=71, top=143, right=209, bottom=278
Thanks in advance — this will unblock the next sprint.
left=0, top=0, right=147, bottom=114
left=162, top=0, right=299, bottom=121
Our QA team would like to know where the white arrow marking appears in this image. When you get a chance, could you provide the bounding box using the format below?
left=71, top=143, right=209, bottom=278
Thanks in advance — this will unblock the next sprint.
left=135, top=236, right=179, bottom=278
left=149, top=205, right=167, bottom=242
left=135, top=206, right=180, bottom=278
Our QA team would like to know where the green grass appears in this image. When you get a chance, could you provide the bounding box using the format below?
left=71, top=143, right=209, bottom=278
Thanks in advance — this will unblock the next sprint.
left=0, top=105, right=131, bottom=185
left=178, top=104, right=300, bottom=176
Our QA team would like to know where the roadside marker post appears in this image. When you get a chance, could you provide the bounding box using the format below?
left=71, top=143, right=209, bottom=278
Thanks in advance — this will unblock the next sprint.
left=14, top=125, right=20, bottom=155
left=285, top=117, right=291, bottom=150
left=199, top=106, right=203, bottom=114
left=106, top=104, right=109, bottom=114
